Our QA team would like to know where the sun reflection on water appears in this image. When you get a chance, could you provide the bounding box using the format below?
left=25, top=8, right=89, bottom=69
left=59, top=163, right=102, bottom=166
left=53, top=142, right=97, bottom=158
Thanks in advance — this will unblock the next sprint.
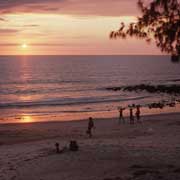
left=20, top=115, right=34, bottom=123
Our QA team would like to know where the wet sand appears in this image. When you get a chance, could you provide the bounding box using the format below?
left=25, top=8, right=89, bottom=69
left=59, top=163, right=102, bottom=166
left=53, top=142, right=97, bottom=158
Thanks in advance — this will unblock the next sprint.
left=0, top=113, right=180, bottom=180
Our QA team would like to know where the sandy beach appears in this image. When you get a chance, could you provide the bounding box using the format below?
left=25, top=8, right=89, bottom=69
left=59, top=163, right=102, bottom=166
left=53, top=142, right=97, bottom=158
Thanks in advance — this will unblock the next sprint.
left=0, top=113, right=180, bottom=180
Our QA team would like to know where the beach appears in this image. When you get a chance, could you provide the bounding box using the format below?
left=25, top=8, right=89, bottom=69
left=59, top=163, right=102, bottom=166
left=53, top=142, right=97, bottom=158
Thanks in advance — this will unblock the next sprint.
left=1, top=0, right=180, bottom=179
left=0, top=113, right=180, bottom=180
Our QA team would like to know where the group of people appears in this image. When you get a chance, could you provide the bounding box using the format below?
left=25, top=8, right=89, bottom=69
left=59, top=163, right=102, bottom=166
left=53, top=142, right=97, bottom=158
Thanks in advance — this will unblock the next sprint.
left=118, top=105, right=141, bottom=124
left=86, top=105, right=141, bottom=138
left=55, top=105, right=141, bottom=153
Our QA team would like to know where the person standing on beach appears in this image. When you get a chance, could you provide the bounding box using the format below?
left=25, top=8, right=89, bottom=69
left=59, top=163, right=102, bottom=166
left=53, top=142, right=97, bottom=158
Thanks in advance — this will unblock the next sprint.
left=129, top=107, right=134, bottom=124
left=55, top=142, right=60, bottom=153
left=118, top=107, right=125, bottom=124
left=87, top=117, right=95, bottom=138
left=136, top=105, right=141, bottom=123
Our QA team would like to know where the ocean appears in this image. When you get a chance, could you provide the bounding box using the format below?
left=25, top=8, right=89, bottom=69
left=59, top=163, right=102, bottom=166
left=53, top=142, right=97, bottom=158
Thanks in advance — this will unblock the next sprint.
left=0, top=55, right=180, bottom=123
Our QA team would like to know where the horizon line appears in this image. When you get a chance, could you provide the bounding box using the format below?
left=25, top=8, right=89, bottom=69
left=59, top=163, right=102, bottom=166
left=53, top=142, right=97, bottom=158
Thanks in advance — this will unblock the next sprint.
left=0, top=54, right=168, bottom=56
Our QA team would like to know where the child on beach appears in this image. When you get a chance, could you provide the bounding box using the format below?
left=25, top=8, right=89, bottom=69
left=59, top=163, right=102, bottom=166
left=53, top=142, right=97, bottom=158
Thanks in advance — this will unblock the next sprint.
left=55, top=142, right=60, bottom=153
left=135, top=105, right=141, bottom=123
left=86, top=117, right=95, bottom=138
left=129, top=107, right=134, bottom=124
left=118, top=107, right=125, bottom=124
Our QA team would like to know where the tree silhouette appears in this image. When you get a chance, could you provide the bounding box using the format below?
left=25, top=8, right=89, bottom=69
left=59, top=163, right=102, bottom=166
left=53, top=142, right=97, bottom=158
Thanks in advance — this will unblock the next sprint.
left=110, top=0, right=180, bottom=62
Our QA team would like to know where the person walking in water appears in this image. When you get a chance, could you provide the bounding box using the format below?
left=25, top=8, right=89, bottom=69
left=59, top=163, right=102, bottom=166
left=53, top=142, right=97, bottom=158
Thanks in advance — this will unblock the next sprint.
left=86, top=117, right=94, bottom=138
left=129, top=107, right=134, bottom=124
left=118, top=107, right=125, bottom=124
left=136, top=105, right=141, bottom=123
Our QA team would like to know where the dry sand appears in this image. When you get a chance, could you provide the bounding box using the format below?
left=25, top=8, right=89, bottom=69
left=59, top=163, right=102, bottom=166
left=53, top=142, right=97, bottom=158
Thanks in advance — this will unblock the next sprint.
left=0, top=113, right=180, bottom=180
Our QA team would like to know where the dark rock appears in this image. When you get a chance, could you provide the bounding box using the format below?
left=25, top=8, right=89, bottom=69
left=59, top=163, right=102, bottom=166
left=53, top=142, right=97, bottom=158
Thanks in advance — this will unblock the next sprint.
left=106, top=84, right=180, bottom=95
left=148, top=102, right=165, bottom=109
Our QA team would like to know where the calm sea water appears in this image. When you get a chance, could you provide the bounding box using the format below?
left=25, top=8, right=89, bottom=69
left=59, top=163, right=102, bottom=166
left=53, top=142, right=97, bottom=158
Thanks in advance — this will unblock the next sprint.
left=0, top=55, right=180, bottom=123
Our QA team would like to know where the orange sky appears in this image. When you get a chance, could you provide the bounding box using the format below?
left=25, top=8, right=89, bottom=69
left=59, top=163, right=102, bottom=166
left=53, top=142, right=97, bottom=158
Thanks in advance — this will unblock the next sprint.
left=0, top=0, right=163, bottom=55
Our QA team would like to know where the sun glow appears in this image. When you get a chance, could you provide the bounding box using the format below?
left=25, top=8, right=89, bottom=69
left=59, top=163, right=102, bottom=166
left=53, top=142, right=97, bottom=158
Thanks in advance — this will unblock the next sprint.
left=21, top=115, right=33, bottom=123
left=21, top=43, right=28, bottom=49
left=17, top=42, right=33, bottom=55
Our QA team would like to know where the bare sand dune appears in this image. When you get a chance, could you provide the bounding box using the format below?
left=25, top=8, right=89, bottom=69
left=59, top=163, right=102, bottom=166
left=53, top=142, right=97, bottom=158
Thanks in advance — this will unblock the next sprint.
left=0, top=113, right=180, bottom=180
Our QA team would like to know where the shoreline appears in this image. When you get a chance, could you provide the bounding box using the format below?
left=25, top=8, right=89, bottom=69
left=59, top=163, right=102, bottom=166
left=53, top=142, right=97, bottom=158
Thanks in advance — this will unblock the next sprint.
left=1, top=102, right=180, bottom=125
left=1, top=111, right=180, bottom=126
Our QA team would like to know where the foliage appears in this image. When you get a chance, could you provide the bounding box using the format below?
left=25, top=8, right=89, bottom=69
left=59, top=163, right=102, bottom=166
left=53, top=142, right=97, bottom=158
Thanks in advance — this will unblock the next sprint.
left=110, top=0, right=180, bottom=61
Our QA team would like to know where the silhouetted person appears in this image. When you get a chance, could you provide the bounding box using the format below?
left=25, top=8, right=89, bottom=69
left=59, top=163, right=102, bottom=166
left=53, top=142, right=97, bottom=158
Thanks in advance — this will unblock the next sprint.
left=86, top=117, right=94, bottom=138
left=118, top=107, right=125, bottom=124
left=129, top=107, right=134, bottom=124
left=69, top=140, right=79, bottom=151
left=136, top=105, right=141, bottom=123
left=55, top=142, right=60, bottom=153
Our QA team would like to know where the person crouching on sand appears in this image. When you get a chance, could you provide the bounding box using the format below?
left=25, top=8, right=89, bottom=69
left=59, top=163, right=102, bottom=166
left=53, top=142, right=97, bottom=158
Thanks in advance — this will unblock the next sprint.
left=86, top=117, right=95, bottom=138
left=118, top=107, right=125, bottom=124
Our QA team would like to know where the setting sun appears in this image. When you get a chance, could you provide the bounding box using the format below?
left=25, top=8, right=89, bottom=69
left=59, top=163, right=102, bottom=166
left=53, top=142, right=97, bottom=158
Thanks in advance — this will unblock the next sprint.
left=21, top=43, right=28, bottom=49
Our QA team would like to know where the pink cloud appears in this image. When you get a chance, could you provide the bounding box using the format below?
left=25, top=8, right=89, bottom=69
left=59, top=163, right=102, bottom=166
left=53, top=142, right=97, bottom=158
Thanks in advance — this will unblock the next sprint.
left=0, top=29, right=20, bottom=34
left=0, top=0, right=139, bottom=16
left=0, top=17, right=6, bottom=21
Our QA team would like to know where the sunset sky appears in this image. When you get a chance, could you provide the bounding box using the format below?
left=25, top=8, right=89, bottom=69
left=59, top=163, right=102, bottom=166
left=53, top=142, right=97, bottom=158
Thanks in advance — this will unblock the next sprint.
left=0, top=0, right=163, bottom=55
